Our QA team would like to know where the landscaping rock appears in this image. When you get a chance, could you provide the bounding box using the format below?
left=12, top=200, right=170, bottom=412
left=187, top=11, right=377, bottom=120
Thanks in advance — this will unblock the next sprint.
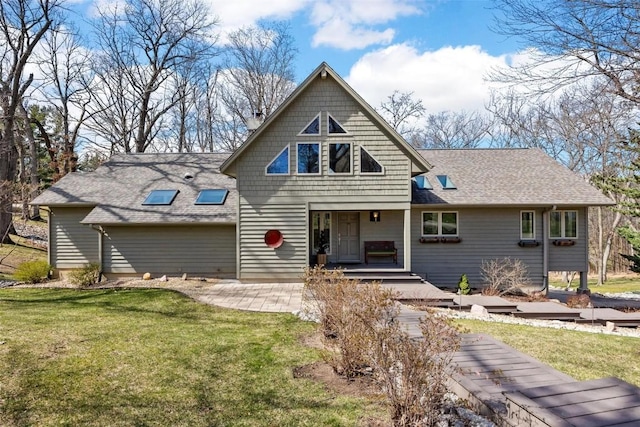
left=159, top=275, right=168, bottom=282
left=142, top=272, right=152, bottom=280
left=470, top=304, right=489, bottom=317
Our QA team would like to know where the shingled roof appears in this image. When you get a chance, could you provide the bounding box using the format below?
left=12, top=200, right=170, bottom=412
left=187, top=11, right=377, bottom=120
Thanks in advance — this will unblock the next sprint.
left=31, top=153, right=236, bottom=224
left=412, top=148, right=613, bottom=207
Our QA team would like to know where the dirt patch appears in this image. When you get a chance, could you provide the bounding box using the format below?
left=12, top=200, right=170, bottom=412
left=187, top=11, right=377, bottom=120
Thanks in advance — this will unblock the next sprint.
left=293, top=361, right=382, bottom=399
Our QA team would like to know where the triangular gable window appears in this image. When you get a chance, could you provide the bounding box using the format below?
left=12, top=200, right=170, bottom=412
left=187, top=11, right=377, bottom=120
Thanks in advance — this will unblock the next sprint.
left=299, top=113, right=320, bottom=135
left=328, top=114, right=347, bottom=134
left=360, top=147, right=383, bottom=174
left=266, top=146, right=290, bottom=175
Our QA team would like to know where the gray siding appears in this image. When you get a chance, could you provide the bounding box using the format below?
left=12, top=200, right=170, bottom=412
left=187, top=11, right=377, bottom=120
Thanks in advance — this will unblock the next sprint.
left=236, top=77, right=415, bottom=279
left=102, top=225, right=236, bottom=277
left=50, top=207, right=99, bottom=268
left=548, top=207, right=588, bottom=272
left=411, top=208, right=545, bottom=288
left=356, top=210, right=405, bottom=265
left=238, top=202, right=307, bottom=280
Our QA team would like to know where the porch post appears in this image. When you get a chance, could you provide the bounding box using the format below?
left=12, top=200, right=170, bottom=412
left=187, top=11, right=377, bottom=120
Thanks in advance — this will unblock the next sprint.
left=404, top=208, right=411, bottom=271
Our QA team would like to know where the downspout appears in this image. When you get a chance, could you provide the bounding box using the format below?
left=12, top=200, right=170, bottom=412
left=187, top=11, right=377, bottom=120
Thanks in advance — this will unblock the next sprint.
left=90, top=225, right=105, bottom=282
left=541, top=205, right=557, bottom=295
left=42, top=207, right=52, bottom=273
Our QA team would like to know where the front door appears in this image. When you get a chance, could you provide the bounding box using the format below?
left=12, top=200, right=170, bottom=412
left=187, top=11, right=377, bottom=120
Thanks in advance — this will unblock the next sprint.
left=337, top=212, right=360, bottom=263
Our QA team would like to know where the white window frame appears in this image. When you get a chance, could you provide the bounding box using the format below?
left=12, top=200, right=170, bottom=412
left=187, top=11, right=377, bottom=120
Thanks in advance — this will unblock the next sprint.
left=328, top=142, right=352, bottom=175
left=359, top=146, right=385, bottom=175
left=421, top=211, right=459, bottom=237
left=312, top=212, right=332, bottom=255
left=264, top=145, right=290, bottom=176
left=298, top=112, right=321, bottom=136
left=549, top=210, right=578, bottom=239
left=520, top=210, right=536, bottom=240
left=296, top=142, right=321, bottom=175
left=327, top=113, right=350, bottom=135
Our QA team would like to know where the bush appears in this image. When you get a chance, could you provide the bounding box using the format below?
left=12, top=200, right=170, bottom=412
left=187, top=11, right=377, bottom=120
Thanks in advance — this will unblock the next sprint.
left=480, top=257, right=531, bottom=296
left=458, top=274, right=471, bottom=295
left=303, top=266, right=461, bottom=425
left=369, top=311, right=460, bottom=427
left=68, top=263, right=101, bottom=288
left=14, top=260, right=51, bottom=284
left=303, top=266, right=398, bottom=377
left=566, top=293, right=591, bottom=308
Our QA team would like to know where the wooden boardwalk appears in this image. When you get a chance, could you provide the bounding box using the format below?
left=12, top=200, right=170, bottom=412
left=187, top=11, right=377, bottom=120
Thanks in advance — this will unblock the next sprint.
left=446, top=334, right=640, bottom=426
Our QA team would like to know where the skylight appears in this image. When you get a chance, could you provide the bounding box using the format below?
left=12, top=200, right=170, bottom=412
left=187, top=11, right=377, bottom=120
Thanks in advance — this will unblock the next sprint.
left=414, top=175, right=433, bottom=190
left=195, top=189, right=229, bottom=205
left=143, top=190, right=179, bottom=205
left=436, top=175, right=456, bottom=189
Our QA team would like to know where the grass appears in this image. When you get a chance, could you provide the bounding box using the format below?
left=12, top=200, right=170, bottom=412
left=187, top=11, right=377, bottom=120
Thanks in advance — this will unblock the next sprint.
left=0, top=288, right=384, bottom=427
left=455, top=319, right=640, bottom=386
left=549, top=274, right=640, bottom=294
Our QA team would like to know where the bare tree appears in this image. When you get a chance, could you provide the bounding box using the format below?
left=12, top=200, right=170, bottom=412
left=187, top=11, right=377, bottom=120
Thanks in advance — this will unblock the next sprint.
left=37, top=24, right=92, bottom=181
left=487, top=80, right=635, bottom=283
left=88, top=0, right=217, bottom=153
left=378, top=90, right=425, bottom=138
left=491, top=0, right=640, bottom=105
left=412, top=110, right=492, bottom=149
left=0, top=0, right=60, bottom=242
left=215, top=21, right=297, bottom=150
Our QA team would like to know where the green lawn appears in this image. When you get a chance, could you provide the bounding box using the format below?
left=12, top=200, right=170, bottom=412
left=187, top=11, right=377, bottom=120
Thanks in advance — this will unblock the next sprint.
left=550, top=274, right=640, bottom=294
left=455, top=319, right=640, bottom=386
left=0, top=288, right=384, bottom=427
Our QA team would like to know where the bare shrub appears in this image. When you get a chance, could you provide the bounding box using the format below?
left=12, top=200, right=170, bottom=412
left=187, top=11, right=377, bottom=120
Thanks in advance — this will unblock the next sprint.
left=566, top=293, right=591, bottom=308
left=369, top=310, right=460, bottom=426
left=302, top=266, right=398, bottom=378
left=480, top=257, right=531, bottom=296
left=303, top=266, right=461, bottom=424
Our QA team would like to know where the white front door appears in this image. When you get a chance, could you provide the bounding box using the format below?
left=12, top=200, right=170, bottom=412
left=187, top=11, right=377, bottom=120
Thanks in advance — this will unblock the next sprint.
left=337, top=212, right=360, bottom=262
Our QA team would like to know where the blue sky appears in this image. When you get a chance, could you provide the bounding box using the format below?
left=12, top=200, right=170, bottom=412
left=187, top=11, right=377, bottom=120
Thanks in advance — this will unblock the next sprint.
left=76, top=0, right=527, bottom=114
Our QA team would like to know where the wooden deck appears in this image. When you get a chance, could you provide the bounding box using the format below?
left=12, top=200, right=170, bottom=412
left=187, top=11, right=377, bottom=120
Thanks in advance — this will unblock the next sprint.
left=447, top=334, right=640, bottom=426
left=447, top=334, right=574, bottom=417
left=504, top=377, right=640, bottom=427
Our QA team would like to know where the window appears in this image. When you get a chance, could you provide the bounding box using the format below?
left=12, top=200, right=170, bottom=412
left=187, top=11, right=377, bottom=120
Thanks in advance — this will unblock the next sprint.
left=360, top=147, right=383, bottom=174
left=312, top=212, right=331, bottom=254
left=329, top=143, right=351, bottom=174
left=195, top=189, right=228, bottom=205
left=297, top=143, right=320, bottom=174
left=143, top=190, right=179, bottom=205
left=550, top=210, right=577, bottom=238
left=327, top=114, right=347, bottom=134
left=414, top=175, right=433, bottom=190
left=422, top=212, right=458, bottom=236
left=299, top=113, right=320, bottom=135
left=436, top=175, right=456, bottom=189
left=521, top=211, right=535, bottom=240
left=266, top=146, right=289, bottom=175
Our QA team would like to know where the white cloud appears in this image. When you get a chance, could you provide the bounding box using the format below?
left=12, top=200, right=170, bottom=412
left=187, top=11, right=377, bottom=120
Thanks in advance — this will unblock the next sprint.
left=310, top=0, right=422, bottom=50
left=206, top=0, right=312, bottom=42
left=346, top=43, right=510, bottom=113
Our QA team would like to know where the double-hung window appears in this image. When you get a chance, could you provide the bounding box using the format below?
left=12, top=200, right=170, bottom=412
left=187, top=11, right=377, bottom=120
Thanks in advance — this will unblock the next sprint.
left=550, top=210, right=577, bottom=238
left=520, top=211, right=535, bottom=240
left=422, top=212, right=458, bottom=236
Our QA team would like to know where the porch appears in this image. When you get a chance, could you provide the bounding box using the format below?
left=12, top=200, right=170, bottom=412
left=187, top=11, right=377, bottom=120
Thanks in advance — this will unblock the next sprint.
left=310, top=208, right=412, bottom=270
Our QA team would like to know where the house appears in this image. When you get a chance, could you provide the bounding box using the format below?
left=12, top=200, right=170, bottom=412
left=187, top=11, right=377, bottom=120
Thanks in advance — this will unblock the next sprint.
left=31, top=62, right=613, bottom=291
